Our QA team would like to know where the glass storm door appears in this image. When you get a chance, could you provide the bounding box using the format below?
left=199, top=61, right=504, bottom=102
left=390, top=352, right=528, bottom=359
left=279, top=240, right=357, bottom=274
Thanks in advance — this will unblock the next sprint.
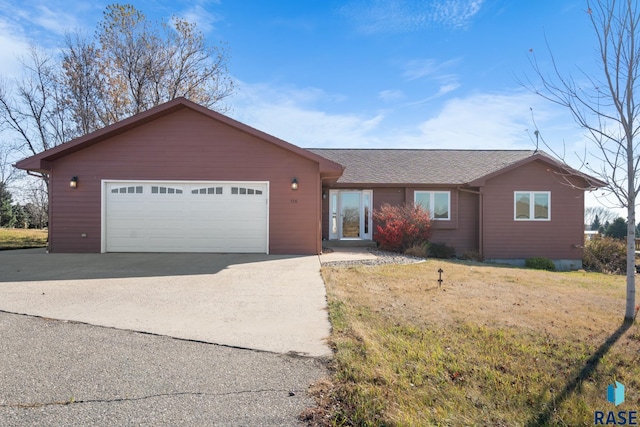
left=329, top=190, right=373, bottom=240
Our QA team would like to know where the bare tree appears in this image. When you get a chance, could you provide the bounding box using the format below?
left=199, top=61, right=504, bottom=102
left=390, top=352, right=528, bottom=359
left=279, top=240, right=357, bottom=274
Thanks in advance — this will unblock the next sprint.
left=526, top=0, right=639, bottom=321
left=0, top=46, right=71, bottom=183
left=62, top=3, right=234, bottom=129
left=61, top=32, right=104, bottom=136
left=23, top=179, right=48, bottom=229
left=0, top=145, right=20, bottom=188
left=585, top=206, right=619, bottom=226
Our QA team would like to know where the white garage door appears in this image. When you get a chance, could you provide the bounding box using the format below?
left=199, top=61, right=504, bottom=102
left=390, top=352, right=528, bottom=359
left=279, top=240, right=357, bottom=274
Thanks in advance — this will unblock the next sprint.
left=103, top=181, right=268, bottom=253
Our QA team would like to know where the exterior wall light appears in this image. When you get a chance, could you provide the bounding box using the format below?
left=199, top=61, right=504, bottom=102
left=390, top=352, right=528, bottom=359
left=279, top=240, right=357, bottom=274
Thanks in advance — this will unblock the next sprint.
left=70, top=176, right=78, bottom=188
left=291, top=178, right=299, bottom=190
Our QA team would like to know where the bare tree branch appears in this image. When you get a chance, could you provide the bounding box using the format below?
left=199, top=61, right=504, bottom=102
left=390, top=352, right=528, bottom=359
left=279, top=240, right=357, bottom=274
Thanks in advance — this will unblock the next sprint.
left=523, top=0, right=638, bottom=321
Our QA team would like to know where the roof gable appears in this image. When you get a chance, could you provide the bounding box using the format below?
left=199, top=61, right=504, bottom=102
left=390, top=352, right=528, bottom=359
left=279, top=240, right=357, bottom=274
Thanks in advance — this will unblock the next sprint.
left=467, top=152, right=606, bottom=188
left=15, top=97, right=343, bottom=177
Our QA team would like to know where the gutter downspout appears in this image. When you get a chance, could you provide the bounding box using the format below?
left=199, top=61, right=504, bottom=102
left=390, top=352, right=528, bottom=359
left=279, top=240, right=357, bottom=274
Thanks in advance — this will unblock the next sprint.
left=457, top=187, right=483, bottom=259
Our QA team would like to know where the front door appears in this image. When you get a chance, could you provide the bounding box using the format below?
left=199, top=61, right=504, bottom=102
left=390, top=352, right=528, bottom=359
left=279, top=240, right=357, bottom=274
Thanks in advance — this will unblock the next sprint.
left=329, top=190, right=373, bottom=240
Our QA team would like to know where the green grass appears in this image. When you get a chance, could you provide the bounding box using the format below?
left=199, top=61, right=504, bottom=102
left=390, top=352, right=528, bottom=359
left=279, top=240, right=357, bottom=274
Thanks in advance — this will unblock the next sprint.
left=316, top=261, right=640, bottom=427
left=0, top=228, right=48, bottom=250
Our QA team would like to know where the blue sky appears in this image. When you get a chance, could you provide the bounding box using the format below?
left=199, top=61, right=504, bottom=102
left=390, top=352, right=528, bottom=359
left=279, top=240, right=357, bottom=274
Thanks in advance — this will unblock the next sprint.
left=0, top=0, right=614, bottom=208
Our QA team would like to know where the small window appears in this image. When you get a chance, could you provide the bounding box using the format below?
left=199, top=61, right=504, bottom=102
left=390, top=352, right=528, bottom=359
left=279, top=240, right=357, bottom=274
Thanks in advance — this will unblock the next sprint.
left=192, top=186, right=224, bottom=195
left=152, top=186, right=183, bottom=195
left=231, top=186, right=263, bottom=195
left=112, top=186, right=144, bottom=194
left=414, top=191, right=450, bottom=220
left=514, top=191, right=550, bottom=221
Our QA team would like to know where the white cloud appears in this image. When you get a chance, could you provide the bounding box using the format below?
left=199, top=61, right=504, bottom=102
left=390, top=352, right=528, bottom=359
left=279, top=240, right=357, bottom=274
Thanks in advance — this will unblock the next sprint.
left=0, top=19, right=31, bottom=78
left=340, top=0, right=485, bottom=33
left=177, top=3, right=223, bottom=33
left=229, top=81, right=385, bottom=148
left=228, top=81, right=585, bottom=157
left=409, top=92, right=545, bottom=149
left=401, top=91, right=592, bottom=162
left=378, top=89, right=405, bottom=102
left=0, top=0, right=98, bottom=79
left=403, top=57, right=461, bottom=81
left=29, top=4, right=82, bottom=35
left=401, top=57, right=462, bottom=101
left=433, top=0, right=484, bottom=29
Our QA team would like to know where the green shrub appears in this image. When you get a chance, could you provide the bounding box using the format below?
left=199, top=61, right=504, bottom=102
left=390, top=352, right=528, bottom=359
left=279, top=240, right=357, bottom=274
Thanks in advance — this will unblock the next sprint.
left=583, top=236, right=626, bottom=274
left=428, top=242, right=456, bottom=259
left=525, top=257, right=556, bottom=271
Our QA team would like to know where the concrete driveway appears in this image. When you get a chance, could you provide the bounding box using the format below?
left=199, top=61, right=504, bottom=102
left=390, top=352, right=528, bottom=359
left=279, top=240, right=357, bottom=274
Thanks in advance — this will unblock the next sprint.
left=0, top=249, right=331, bottom=357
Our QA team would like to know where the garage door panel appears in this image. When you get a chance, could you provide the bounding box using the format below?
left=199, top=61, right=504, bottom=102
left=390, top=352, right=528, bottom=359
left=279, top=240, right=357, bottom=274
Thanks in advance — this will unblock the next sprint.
left=105, top=181, right=268, bottom=253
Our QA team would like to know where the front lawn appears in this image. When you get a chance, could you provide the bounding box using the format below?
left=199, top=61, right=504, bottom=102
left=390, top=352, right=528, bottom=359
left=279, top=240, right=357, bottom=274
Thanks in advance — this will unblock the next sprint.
left=0, top=228, right=48, bottom=250
left=309, top=260, right=640, bottom=426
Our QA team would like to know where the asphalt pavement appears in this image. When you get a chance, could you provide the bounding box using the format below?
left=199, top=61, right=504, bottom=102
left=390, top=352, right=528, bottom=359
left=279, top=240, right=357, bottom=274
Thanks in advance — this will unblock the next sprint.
left=0, top=311, right=327, bottom=426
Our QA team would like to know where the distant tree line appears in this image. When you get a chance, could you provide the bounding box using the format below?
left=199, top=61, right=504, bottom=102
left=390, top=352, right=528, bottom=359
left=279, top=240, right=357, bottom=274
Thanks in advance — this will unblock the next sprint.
left=589, top=213, right=638, bottom=240
left=0, top=182, right=47, bottom=229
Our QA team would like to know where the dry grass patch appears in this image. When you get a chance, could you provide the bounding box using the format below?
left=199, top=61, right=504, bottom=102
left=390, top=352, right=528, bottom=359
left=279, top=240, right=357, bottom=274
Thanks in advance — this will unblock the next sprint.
left=0, top=228, right=47, bottom=250
left=316, top=260, right=640, bottom=426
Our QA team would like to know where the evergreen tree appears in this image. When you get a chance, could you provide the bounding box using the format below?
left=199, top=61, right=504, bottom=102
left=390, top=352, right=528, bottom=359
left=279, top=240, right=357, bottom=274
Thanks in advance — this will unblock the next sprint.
left=591, top=214, right=601, bottom=231
left=12, top=204, right=29, bottom=228
left=605, top=217, right=628, bottom=240
left=0, top=182, right=15, bottom=227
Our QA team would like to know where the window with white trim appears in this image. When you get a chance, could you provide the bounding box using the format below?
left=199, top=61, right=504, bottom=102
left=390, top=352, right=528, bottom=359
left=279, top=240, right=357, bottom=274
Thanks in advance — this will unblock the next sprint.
left=514, top=191, right=550, bottom=220
left=414, top=191, right=450, bottom=220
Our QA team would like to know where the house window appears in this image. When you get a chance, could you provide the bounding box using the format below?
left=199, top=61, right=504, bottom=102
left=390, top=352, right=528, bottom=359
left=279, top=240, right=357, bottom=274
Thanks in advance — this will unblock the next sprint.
left=514, top=191, right=550, bottom=220
left=414, top=191, right=450, bottom=220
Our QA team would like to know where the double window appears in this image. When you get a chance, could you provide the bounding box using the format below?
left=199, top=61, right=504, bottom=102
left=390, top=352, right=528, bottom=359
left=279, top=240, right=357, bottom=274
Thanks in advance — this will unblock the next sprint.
left=414, top=191, right=450, bottom=220
left=514, top=191, right=550, bottom=220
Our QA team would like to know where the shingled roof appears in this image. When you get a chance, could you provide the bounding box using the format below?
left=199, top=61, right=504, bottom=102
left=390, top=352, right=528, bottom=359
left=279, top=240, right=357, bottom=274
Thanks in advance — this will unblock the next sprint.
left=308, top=149, right=545, bottom=185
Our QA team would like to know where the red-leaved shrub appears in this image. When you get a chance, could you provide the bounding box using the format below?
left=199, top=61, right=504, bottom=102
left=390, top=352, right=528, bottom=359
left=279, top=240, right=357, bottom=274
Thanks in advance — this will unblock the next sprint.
left=373, top=203, right=432, bottom=253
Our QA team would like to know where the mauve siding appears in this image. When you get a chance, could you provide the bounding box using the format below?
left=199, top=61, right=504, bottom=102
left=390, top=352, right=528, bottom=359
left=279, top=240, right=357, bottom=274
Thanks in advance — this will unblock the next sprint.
left=427, top=189, right=478, bottom=255
left=48, top=108, right=321, bottom=254
left=373, top=187, right=406, bottom=209
left=482, top=160, right=584, bottom=260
